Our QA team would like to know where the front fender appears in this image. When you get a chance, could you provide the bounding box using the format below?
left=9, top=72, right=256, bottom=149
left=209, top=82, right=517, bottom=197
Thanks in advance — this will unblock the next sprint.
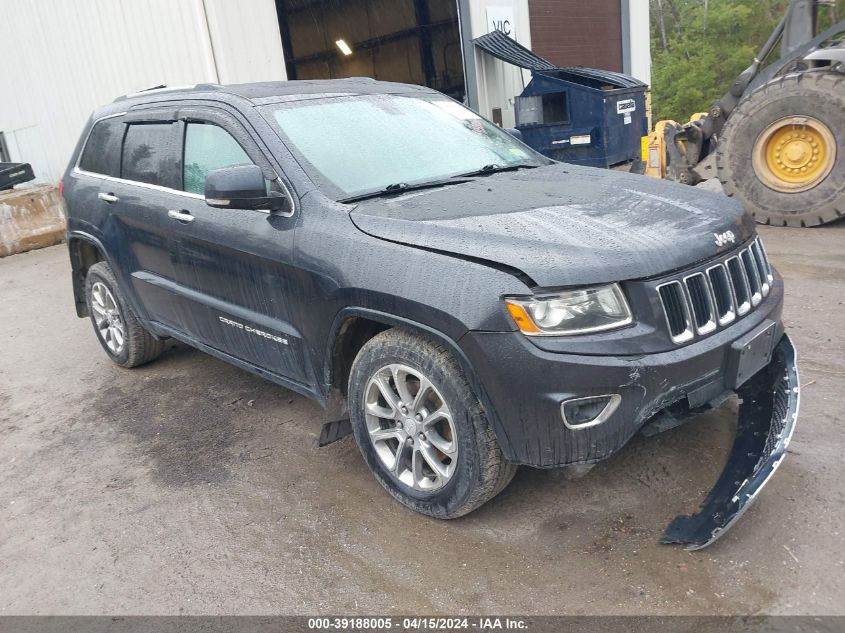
left=322, top=307, right=516, bottom=460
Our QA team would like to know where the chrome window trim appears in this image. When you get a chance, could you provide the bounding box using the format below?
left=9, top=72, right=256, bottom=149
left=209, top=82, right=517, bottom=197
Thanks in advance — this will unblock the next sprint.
left=683, top=272, right=717, bottom=335
left=73, top=167, right=206, bottom=201
left=706, top=263, right=737, bottom=326
left=268, top=177, right=297, bottom=218
left=73, top=112, right=297, bottom=217
left=657, top=280, right=695, bottom=344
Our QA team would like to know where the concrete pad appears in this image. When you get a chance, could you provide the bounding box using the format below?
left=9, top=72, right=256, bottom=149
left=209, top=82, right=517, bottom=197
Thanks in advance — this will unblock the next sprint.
left=0, top=224, right=843, bottom=615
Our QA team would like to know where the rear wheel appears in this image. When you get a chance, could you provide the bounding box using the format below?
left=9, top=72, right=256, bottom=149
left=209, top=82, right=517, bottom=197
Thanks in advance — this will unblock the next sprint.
left=85, top=262, right=165, bottom=368
left=717, top=71, right=845, bottom=227
left=347, top=329, right=517, bottom=519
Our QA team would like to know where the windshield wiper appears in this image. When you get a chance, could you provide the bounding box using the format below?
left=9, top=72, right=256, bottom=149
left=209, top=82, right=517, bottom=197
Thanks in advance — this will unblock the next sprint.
left=338, top=163, right=539, bottom=203
left=339, top=178, right=470, bottom=203
left=455, top=163, right=538, bottom=178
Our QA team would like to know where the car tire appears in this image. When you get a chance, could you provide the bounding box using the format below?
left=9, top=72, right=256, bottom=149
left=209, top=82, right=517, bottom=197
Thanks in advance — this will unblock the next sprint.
left=348, top=328, right=517, bottom=519
left=84, top=261, right=165, bottom=368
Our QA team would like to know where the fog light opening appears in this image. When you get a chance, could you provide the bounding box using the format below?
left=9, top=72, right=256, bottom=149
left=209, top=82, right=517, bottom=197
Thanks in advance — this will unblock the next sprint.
left=561, top=394, right=621, bottom=430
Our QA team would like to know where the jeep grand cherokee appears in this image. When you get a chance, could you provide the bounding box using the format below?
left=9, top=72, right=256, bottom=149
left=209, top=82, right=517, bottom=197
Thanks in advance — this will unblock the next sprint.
left=63, top=79, right=799, bottom=549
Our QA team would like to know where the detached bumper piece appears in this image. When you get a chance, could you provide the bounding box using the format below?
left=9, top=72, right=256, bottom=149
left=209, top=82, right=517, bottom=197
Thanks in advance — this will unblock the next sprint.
left=661, top=334, right=799, bottom=550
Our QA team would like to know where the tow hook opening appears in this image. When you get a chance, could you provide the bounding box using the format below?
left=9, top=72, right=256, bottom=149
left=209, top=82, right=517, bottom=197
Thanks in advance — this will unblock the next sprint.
left=661, top=334, right=800, bottom=550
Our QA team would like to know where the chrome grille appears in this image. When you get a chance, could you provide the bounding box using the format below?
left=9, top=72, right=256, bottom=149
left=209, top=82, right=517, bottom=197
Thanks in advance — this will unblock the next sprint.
left=750, top=240, right=772, bottom=294
left=726, top=255, right=752, bottom=315
left=741, top=249, right=763, bottom=306
left=706, top=263, right=736, bottom=325
left=685, top=273, right=716, bottom=335
left=658, top=281, right=693, bottom=343
left=658, top=237, right=773, bottom=344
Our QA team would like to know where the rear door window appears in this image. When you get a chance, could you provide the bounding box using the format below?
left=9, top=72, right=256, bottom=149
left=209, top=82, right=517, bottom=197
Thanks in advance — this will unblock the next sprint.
left=79, top=117, right=124, bottom=177
left=121, top=122, right=182, bottom=190
left=183, top=123, right=253, bottom=195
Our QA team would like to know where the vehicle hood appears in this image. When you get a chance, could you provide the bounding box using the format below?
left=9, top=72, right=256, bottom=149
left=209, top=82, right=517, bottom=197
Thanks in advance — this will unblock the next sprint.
left=348, top=164, right=755, bottom=288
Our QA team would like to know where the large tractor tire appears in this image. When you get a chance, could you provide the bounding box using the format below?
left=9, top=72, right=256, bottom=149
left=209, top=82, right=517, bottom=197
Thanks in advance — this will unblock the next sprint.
left=717, top=70, right=845, bottom=227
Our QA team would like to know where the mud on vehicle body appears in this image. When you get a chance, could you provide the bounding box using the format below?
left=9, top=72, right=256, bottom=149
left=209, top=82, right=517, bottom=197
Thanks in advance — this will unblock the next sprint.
left=62, top=79, right=799, bottom=549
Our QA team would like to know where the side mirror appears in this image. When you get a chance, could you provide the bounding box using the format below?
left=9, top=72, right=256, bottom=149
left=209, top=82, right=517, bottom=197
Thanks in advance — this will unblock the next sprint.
left=205, top=165, right=291, bottom=214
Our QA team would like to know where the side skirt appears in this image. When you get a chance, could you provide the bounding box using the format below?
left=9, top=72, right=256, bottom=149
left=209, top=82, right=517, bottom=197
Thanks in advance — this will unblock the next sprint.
left=147, top=321, right=321, bottom=404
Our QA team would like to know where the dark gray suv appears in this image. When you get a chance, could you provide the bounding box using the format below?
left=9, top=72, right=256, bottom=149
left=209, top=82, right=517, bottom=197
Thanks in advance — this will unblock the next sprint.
left=62, top=79, right=799, bottom=549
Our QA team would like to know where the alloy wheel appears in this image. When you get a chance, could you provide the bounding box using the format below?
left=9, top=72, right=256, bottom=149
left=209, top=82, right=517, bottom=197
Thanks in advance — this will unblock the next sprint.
left=90, top=281, right=126, bottom=355
left=363, top=363, right=458, bottom=492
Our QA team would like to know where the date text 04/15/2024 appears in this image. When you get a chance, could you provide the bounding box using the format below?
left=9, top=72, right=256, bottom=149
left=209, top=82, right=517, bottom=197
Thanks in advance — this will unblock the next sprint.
left=307, top=617, right=528, bottom=631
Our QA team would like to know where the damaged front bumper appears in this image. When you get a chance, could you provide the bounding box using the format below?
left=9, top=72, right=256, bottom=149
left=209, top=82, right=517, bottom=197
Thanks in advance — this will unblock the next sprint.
left=464, top=320, right=799, bottom=549
left=661, top=334, right=800, bottom=549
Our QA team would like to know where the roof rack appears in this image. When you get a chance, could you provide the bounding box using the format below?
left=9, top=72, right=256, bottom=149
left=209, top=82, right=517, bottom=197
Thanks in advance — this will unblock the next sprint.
left=114, top=83, right=222, bottom=102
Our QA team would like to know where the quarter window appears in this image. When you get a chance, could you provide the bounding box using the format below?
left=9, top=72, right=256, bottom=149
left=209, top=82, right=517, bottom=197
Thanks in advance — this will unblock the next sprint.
left=79, top=117, right=124, bottom=177
left=121, top=123, right=181, bottom=189
left=183, top=123, right=253, bottom=195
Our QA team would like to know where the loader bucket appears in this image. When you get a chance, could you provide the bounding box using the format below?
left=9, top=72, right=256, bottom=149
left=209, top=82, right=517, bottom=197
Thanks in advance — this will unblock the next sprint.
left=662, top=335, right=799, bottom=550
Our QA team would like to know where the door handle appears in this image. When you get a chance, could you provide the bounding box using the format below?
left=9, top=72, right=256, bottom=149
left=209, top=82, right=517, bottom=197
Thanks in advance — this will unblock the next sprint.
left=167, top=209, right=195, bottom=223
left=98, top=192, right=119, bottom=203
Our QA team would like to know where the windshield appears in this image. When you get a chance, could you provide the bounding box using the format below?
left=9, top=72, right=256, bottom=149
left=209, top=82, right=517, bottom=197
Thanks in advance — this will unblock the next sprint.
left=263, top=94, right=545, bottom=199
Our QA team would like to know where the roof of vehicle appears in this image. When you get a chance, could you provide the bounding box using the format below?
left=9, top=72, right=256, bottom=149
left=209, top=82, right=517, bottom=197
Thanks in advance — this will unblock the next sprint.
left=113, top=77, right=434, bottom=105
left=84, top=78, right=439, bottom=139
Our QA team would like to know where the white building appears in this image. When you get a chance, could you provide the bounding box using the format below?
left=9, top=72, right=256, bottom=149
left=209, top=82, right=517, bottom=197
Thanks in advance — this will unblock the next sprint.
left=0, top=0, right=650, bottom=184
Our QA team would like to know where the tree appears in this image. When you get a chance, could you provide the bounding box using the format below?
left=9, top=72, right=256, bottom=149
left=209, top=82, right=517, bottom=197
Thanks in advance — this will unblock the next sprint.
left=649, top=0, right=845, bottom=123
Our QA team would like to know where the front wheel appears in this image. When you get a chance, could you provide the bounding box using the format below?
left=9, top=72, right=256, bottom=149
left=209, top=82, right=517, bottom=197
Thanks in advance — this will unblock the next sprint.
left=348, top=329, right=516, bottom=519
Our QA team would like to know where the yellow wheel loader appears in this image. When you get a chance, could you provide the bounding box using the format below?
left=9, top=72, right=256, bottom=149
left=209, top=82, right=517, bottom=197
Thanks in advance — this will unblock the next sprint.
left=642, top=0, right=845, bottom=227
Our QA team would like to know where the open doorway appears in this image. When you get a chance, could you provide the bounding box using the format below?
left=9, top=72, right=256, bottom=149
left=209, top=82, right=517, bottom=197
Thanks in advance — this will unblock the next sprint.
left=274, top=0, right=466, bottom=101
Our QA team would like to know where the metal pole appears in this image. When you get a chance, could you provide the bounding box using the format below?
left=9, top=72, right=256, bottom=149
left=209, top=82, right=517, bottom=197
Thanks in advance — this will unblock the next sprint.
left=620, top=0, right=632, bottom=75
left=457, top=0, right=480, bottom=111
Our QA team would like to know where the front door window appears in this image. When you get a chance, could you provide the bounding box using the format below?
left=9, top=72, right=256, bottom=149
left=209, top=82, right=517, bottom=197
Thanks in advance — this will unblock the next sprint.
left=183, top=123, right=253, bottom=195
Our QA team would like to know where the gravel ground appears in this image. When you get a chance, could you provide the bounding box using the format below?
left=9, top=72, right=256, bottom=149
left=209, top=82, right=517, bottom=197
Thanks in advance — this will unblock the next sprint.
left=0, top=221, right=843, bottom=615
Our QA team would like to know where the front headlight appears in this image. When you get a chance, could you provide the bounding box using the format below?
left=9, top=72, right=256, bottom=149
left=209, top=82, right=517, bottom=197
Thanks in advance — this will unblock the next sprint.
left=505, top=283, right=633, bottom=336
